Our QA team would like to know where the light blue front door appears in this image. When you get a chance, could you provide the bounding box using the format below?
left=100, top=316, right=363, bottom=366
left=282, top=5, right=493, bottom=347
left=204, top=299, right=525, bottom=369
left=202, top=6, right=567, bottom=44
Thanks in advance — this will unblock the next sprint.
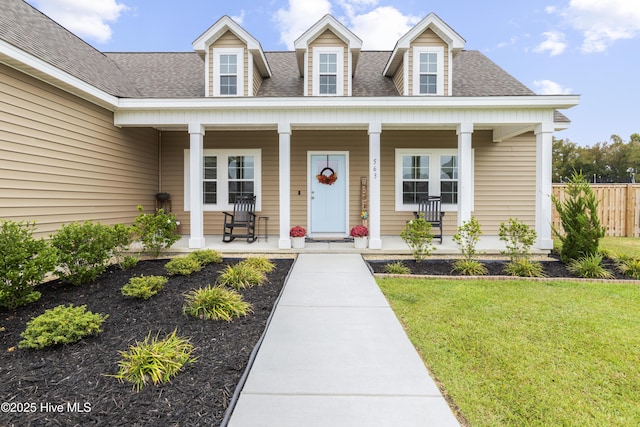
left=310, top=153, right=347, bottom=235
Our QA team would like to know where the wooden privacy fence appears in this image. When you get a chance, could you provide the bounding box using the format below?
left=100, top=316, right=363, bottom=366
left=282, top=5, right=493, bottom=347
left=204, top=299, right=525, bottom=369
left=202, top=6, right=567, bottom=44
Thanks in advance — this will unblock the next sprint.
left=552, top=184, right=640, bottom=237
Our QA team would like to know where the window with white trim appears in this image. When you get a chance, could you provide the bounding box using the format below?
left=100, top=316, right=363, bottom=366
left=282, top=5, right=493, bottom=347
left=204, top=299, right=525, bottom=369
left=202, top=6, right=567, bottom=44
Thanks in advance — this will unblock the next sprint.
left=313, top=47, right=343, bottom=96
left=412, top=47, right=444, bottom=96
left=319, top=53, right=337, bottom=94
left=184, top=149, right=261, bottom=211
left=396, top=149, right=469, bottom=211
left=213, top=48, right=244, bottom=96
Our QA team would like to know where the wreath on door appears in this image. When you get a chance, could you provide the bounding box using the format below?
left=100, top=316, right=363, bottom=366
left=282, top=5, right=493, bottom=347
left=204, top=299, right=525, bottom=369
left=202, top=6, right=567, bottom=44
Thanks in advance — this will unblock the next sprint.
left=317, top=166, right=337, bottom=185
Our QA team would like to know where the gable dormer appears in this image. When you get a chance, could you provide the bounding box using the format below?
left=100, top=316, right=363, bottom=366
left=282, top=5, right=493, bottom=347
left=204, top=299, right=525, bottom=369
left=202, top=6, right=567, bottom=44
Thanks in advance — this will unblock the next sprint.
left=294, top=15, right=362, bottom=97
left=193, top=16, right=271, bottom=97
left=384, top=13, right=465, bottom=96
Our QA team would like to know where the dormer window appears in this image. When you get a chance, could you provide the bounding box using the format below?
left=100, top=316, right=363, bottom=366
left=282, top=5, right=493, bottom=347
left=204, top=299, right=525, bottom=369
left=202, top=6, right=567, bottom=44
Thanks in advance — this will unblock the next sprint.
left=313, top=46, right=344, bottom=96
left=319, top=53, right=338, bottom=94
left=219, top=54, right=237, bottom=95
left=413, top=47, right=443, bottom=95
left=213, top=48, right=244, bottom=96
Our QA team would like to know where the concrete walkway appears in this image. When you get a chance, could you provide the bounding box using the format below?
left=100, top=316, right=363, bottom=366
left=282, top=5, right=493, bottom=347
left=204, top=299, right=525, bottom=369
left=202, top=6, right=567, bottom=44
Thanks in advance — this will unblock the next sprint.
left=228, top=254, right=460, bottom=426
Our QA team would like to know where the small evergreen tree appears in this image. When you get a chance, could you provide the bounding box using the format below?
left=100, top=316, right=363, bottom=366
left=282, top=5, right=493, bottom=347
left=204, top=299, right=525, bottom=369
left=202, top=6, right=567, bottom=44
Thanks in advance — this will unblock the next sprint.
left=552, top=171, right=606, bottom=263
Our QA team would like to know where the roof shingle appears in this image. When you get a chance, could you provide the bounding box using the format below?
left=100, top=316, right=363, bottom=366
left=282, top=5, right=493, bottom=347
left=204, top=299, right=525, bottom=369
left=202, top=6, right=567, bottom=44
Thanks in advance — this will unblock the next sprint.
left=0, top=0, right=139, bottom=96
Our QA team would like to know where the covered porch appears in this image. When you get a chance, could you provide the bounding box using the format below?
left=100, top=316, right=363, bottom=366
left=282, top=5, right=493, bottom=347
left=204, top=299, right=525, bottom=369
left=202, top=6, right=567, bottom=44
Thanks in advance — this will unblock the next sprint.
left=114, top=96, right=579, bottom=253
left=166, top=234, right=550, bottom=256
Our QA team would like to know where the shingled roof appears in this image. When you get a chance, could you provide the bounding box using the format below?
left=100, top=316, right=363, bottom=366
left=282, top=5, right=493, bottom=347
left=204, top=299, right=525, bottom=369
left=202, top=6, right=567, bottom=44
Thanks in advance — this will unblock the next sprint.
left=0, top=0, right=139, bottom=97
left=2, top=0, right=549, bottom=103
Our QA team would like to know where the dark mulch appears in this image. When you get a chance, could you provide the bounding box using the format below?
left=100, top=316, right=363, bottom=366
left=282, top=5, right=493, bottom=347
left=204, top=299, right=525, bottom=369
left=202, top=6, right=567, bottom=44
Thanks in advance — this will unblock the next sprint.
left=367, top=256, right=631, bottom=280
left=0, top=257, right=293, bottom=426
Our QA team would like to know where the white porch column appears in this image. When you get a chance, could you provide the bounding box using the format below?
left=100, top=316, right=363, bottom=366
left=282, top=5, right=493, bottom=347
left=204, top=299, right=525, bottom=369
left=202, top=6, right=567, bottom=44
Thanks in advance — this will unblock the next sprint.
left=368, top=122, right=382, bottom=249
left=457, top=122, right=473, bottom=226
left=188, top=123, right=205, bottom=248
left=278, top=122, right=292, bottom=249
left=535, top=121, right=554, bottom=249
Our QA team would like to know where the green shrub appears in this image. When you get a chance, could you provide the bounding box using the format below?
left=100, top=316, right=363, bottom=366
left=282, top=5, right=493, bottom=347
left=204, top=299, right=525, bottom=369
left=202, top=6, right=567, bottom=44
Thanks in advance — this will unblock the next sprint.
left=400, top=214, right=434, bottom=262
left=50, top=221, right=116, bottom=285
left=499, top=218, right=537, bottom=262
left=112, top=329, right=196, bottom=391
left=187, top=249, right=222, bottom=266
left=120, top=255, right=139, bottom=270
left=567, top=254, right=613, bottom=279
left=183, top=286, right=252, bottom=321
left=216, top=262, right=266, bottom=290
left=383, top=261, right=411, bottom=275
left=552, top=171, right=606, bottom=263
left=452, top=259, right=488, bottom=276
left=165, top=257, right=202, bottom=276
left=112, top=223, right=137, bottom=270
left=504, top=259, right=546, bottom=278
left=121, top=276, right=168, bottom=299
left=453, top=217, right=483, bottom=262
left=240, top=256, right=275, bottom=273
left=617, top=257, right=640, bottom=280
left=132, top=206, right=180, bottom=258
left=0, top=220, right=57, bottom=309
left=19, top=304, right=108, bottom=349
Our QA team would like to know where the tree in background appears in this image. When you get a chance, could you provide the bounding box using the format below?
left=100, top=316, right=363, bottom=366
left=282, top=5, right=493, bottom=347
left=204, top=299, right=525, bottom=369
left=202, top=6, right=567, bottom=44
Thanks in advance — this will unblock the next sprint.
left=552, top=133, right=640, bottom=183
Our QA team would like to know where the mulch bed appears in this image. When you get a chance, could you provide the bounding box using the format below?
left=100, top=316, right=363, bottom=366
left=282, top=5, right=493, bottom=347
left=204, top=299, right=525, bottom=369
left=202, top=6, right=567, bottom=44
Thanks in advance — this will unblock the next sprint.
left=367, top=257, right=632, bottom=280
left=0, top=257, right=293, bottom=426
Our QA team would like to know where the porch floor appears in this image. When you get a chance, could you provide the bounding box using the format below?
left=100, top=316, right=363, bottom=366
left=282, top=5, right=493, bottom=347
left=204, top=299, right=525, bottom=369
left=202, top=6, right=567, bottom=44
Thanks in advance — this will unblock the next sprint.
left=167, top=235, right=550, bottom=256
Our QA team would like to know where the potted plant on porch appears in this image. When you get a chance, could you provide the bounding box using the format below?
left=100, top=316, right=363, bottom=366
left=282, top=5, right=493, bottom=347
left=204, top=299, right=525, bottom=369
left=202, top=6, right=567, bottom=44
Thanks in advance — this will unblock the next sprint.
left=290, top=226, right=306, bottom=249
left=350, top=225, right=369, bottom=249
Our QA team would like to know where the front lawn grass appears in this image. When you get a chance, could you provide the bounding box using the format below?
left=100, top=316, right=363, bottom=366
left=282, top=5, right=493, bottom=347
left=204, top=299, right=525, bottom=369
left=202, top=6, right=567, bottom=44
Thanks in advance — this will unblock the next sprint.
left=601, top=236, right=640, bottom=258
left=378, top=277, right=640, bottom=426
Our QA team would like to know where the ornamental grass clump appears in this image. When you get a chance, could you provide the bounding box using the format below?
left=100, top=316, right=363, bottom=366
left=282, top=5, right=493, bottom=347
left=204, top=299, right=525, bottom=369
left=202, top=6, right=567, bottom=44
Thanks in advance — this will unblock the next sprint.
left=452, top=217, right=487, bottom=275
left=240, top=256, right=275, bottom=273
left=19, top=304, right=108, bottom=349
left=183, top=286, right=252, bottom=321
left=112, top=329, right=196, bottom=391
left=217, top=262, right=266, bottom=290
left=187, top=249, right=222, bottom=266
left=400, top=214, right=434, bottom=262
left=121, top=275, right=168, bottom=299
left=165, top=256, right=202, bottom=276
left=384, top=261, right=411, bottom=275
left=504, top=258, right=546, bottom=278
left=568, top=254, right=613, bottom=279
left=617, top=256, right=640, bottom=280
left=0, top=220, right=57, bottom=309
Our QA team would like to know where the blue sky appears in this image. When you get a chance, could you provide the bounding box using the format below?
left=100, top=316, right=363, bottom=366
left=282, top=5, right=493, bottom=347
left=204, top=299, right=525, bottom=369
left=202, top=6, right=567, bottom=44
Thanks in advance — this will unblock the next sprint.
left=27, top=0, right=640, bottom=146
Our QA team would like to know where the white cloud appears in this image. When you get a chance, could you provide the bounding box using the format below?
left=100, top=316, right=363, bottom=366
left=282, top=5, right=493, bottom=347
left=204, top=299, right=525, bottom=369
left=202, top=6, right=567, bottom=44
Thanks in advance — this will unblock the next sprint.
left=533, top=80, right=572, bottom=95
left=231, top=10, right=245, bottom=25
left=534, top=31, right=567, bottom=56
left=349, top=6, right=420, bottom=50
left=564, top=0, right=640, bottom=53
left=273, top=0, right=333, bottom=49
left=273, top=0, right=419, bottom=50
left=31, top=0, right=127, bottom=43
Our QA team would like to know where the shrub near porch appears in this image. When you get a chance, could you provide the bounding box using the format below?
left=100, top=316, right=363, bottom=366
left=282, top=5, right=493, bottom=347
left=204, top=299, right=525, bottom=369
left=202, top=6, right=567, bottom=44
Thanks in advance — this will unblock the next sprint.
left=378, top=277, right=640, bottom=427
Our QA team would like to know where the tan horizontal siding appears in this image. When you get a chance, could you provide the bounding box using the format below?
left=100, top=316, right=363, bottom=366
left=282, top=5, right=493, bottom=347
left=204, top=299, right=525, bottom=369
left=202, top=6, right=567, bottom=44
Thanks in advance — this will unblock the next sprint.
left=0, top=64, right=158, bottom=238
left=392, top=59, right=404, bottom=95
left=161, top=130, right=280, bottom=235
left=473, top=132, right=536, bottom=233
